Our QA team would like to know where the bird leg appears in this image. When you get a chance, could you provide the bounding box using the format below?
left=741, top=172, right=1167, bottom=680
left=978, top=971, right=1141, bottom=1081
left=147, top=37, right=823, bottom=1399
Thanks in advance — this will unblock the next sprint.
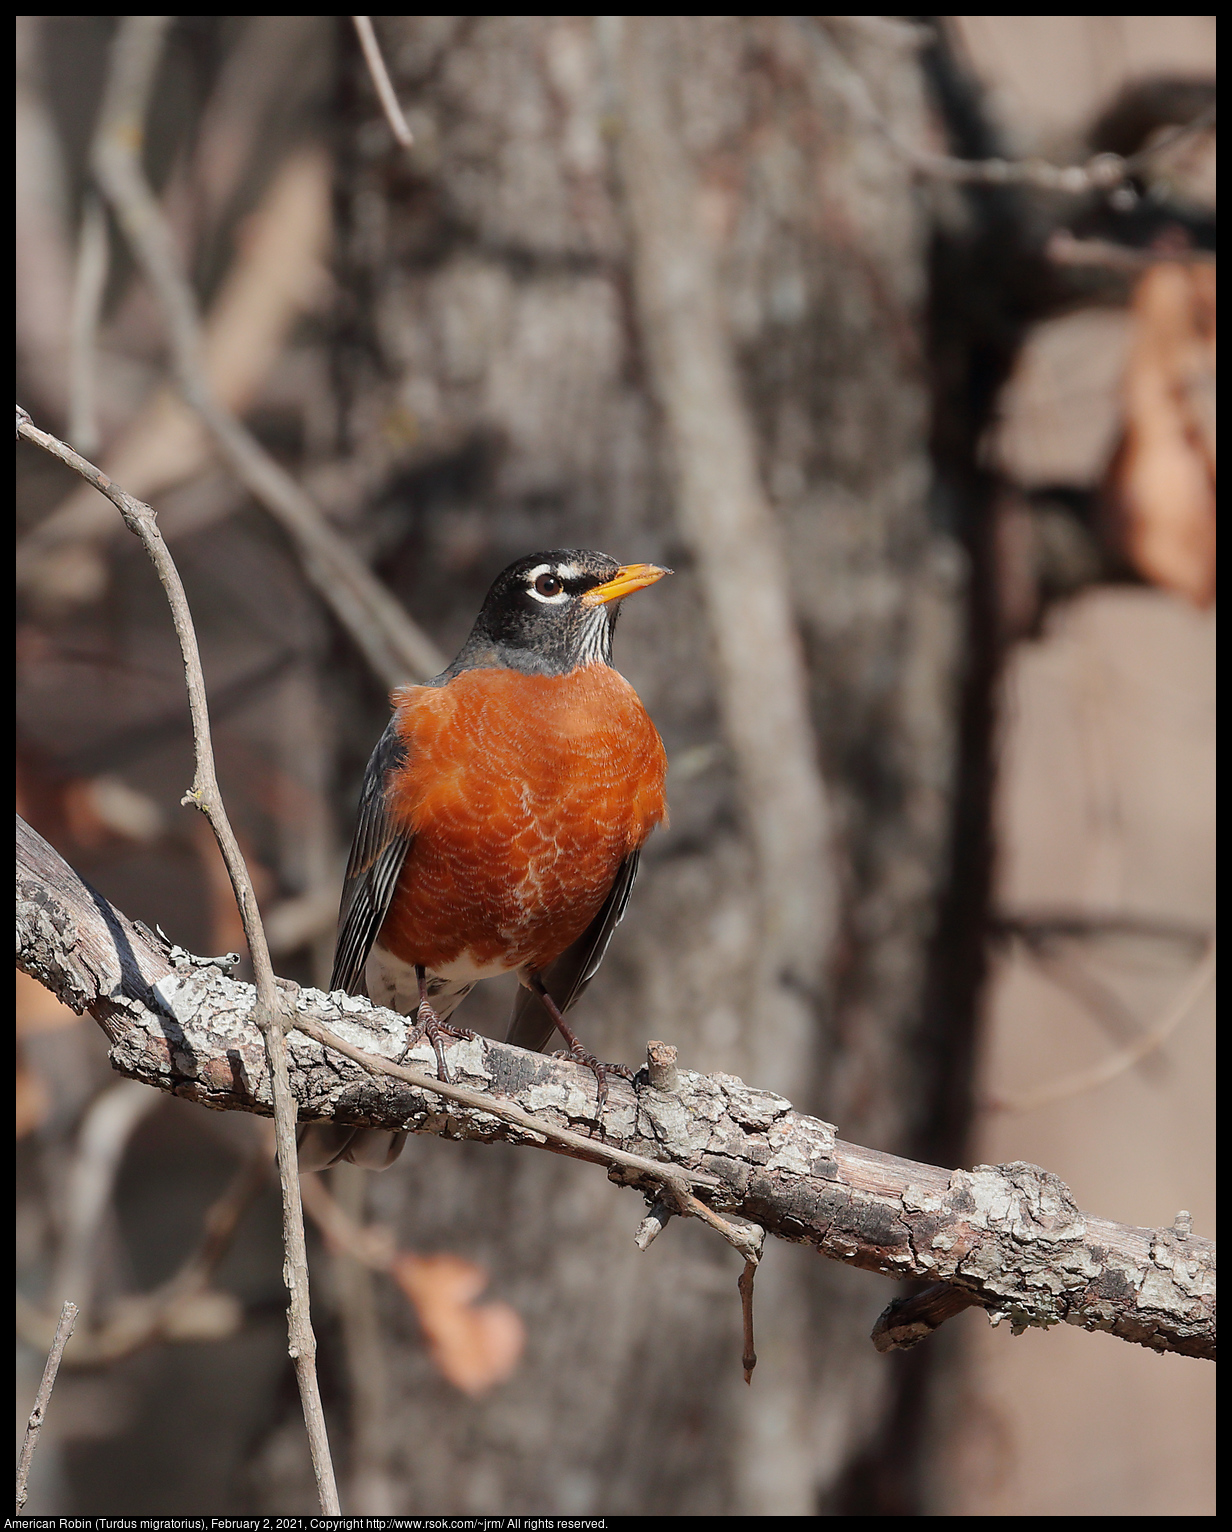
left=405, top=965, right=474, bottom=1082
left=528, top=973, right=633, bottom=1132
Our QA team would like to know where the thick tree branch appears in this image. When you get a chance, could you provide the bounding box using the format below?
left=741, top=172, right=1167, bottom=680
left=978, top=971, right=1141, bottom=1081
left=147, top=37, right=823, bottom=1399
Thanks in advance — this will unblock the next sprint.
left=17, top=815, right=1215, bottom=1363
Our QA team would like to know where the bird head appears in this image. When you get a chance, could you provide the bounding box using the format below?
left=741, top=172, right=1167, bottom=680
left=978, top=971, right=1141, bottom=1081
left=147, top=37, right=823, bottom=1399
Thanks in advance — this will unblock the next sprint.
left=450, top=549, right=671, bottom=676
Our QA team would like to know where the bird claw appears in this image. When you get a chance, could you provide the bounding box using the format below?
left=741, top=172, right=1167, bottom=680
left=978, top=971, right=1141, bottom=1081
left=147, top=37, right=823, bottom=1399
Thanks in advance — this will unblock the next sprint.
left=550, top=1046, right=632, bottom=1137
left=404, top=1003, right=476, bottom=1083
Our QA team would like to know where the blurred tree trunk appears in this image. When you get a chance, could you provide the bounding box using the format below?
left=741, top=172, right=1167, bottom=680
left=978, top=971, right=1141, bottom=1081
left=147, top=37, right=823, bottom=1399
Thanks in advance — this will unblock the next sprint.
left=255, top=16, right=972, bottom=1515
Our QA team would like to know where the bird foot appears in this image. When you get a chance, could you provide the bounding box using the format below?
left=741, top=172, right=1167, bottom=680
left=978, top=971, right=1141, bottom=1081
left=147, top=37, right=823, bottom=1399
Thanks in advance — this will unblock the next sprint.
left=549, top=1047, right=634, bottom=1136
left=404, top=1003, right=476, bottom=1082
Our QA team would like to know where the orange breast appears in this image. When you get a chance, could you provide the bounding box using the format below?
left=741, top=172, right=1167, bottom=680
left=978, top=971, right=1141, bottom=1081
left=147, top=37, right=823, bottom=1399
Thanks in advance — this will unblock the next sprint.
left=378, top=665, right=667, bottom=976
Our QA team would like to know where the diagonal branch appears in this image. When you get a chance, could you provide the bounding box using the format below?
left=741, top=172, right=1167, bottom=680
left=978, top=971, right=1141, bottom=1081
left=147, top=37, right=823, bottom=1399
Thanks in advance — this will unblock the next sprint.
left=615, top=16, right=837, bottom=1096
left=352, top=17, right=414, bottom=148
left=86, top=16, right=442, bottom=687
left=16, top=404, right=340, bottom=1515
left=16, top=812, right=1216, bottom=1364
left=16, top=1300, right=78, bottom=1513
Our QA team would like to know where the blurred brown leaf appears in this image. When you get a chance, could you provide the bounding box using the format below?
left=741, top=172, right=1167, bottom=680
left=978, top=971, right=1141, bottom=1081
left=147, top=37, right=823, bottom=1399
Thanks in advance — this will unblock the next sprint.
left=17, top=967, right=82, bottom=1038
left=15, top=1055, right=49, bottom=1139
left=61, top=775, right=165, bottom=849
left=1109, top=260, right=1216, bottom=607
left=391, top=1252, right=525, bottom=1397
left=17, top=970, right=82, bottom=1139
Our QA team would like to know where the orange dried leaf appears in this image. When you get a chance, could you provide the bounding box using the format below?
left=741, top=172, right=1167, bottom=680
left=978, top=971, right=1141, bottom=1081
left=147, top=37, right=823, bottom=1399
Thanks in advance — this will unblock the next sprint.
left=392, top=1251, right=525, bottom=1396
left=1112, top=261, right=1216, bottom=607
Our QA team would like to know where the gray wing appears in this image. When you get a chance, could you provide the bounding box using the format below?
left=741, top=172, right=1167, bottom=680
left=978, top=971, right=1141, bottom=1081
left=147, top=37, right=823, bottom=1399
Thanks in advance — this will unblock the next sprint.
left=300, top=717, right=411, bottom=1172
left=329, top=716, right=411, bottom=995
left=504, top=849, right=641, bottom=1054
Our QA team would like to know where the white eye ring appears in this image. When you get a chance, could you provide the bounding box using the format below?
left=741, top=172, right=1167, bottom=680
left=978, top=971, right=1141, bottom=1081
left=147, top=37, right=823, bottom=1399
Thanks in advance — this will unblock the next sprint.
left=526, top=564, right=569, bottom=603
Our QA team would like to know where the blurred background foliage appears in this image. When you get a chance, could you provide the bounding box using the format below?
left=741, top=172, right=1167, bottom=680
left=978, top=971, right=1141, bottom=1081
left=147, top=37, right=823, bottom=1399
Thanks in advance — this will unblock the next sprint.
left=16, top=15, right=1214, bottom=1516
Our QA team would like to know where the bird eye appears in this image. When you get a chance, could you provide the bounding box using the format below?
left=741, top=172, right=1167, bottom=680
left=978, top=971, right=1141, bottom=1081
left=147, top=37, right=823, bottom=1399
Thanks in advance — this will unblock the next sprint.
left=534, top=573, right=563, bottom=597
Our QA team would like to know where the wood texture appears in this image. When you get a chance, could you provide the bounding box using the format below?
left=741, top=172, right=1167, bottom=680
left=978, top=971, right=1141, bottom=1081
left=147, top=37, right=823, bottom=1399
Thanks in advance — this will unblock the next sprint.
left=18, top=815, right=1215, bottom=1364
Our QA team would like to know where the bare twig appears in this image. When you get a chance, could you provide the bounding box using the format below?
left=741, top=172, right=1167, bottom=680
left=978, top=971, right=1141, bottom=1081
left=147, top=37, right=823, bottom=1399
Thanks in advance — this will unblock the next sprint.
left=290, top=1011, right=721, bottom=1200
left=301, top=1168, right=396, bottom=1270
left=17, top=149, right=333, bottom=612
left=738, top=1261, right=758, bottom=1383
left=16, top=1147, right=266, bottom=1366
left=1017, top=944, right=1163, bottom=1069
left=16, top=1300, right=78, bottom=1512
left=871, top=1281, right=980, bottom=1353
left=634, top=1198, right=674, bottom=1252
left=1046, top=229, right=1217, bottom=272
left=68, top=193, right=109, bottom=456
left=676, top=1189, right=765, bottom=1263
left=993, top=909, right=1212, bottom=949
left=615, top=15, right=836, bottom=1095
left=15, top=16, right=74, bottom=419
left=87, top=16, right=442, bottom=687
left=50, top=1079, right=162, bottom=1318
left=988, top=939, right=1216, bottom=1116
left=819, top=21, right=1215, bottom=195
left=15, top=406, right=340, bottom=1514
left=326, top=1165, right=397, bottom=1513
left=352, top=17, right=414, bottom=148
left=16, top=819, right=1216, bottom=1362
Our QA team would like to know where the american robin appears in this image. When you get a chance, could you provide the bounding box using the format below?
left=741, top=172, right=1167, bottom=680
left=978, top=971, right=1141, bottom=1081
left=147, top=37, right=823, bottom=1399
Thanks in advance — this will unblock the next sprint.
left=298, top=549, right=670, bottom=1170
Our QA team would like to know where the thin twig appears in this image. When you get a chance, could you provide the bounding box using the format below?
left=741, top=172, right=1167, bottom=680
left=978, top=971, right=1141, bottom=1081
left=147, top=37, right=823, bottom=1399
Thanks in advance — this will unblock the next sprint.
left=1007, top=930, right=1166, bottom=1068
left=738, top=1261, right=758, bottom=1383
left=871, top=1281, right=981, bottom=1353
left=50, top=1079, right=162, bottom=1318
left=819, top=21, right=1215, bottom=195
left=988, top=938, right=1216, bottom=1115
left=301, top=1168, right=395, bottom=1271
left=352, top=17, right=414, bottom=147
left=291, top=1011, right=722, bottom=1199
left=15, top=405, right=340, bottom=1515
left=677, top=1189, right=765, bottom=1262
left=89, top=16, right=442, bottom=688
left=68, top=192, right=109, bottom=456
left=1046, top=229, right=1216, bottom=271
left=300, top=1013, right=764, bottom=1382
left=16, top=1147, right=266, bottom=1366
left=992, top=908, right=1212, bottom=948
left=326, top=1165, right=397, bottom=1513
left=616, top=16, right=836, bottom=1097
left=15, top=1299, right=78, bottom=1512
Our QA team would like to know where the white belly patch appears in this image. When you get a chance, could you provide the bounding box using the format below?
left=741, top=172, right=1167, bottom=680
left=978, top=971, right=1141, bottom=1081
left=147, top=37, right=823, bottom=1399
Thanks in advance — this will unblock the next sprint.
left=366, top=943, right=515, bottom=1018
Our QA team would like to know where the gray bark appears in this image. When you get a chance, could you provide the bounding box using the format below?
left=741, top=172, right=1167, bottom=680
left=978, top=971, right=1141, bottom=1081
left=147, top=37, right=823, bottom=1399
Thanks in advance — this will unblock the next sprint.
left=19, top=815, right=1213, bottom=1370
left=17, top=15, right=982, bottom=1514
left=324, top=15, right=963, bottom=1512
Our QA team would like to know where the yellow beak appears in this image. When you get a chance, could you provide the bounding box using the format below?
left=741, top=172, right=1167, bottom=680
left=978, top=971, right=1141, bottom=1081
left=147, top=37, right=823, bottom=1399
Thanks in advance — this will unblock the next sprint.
left=581, top=563, right=672, bottom=607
